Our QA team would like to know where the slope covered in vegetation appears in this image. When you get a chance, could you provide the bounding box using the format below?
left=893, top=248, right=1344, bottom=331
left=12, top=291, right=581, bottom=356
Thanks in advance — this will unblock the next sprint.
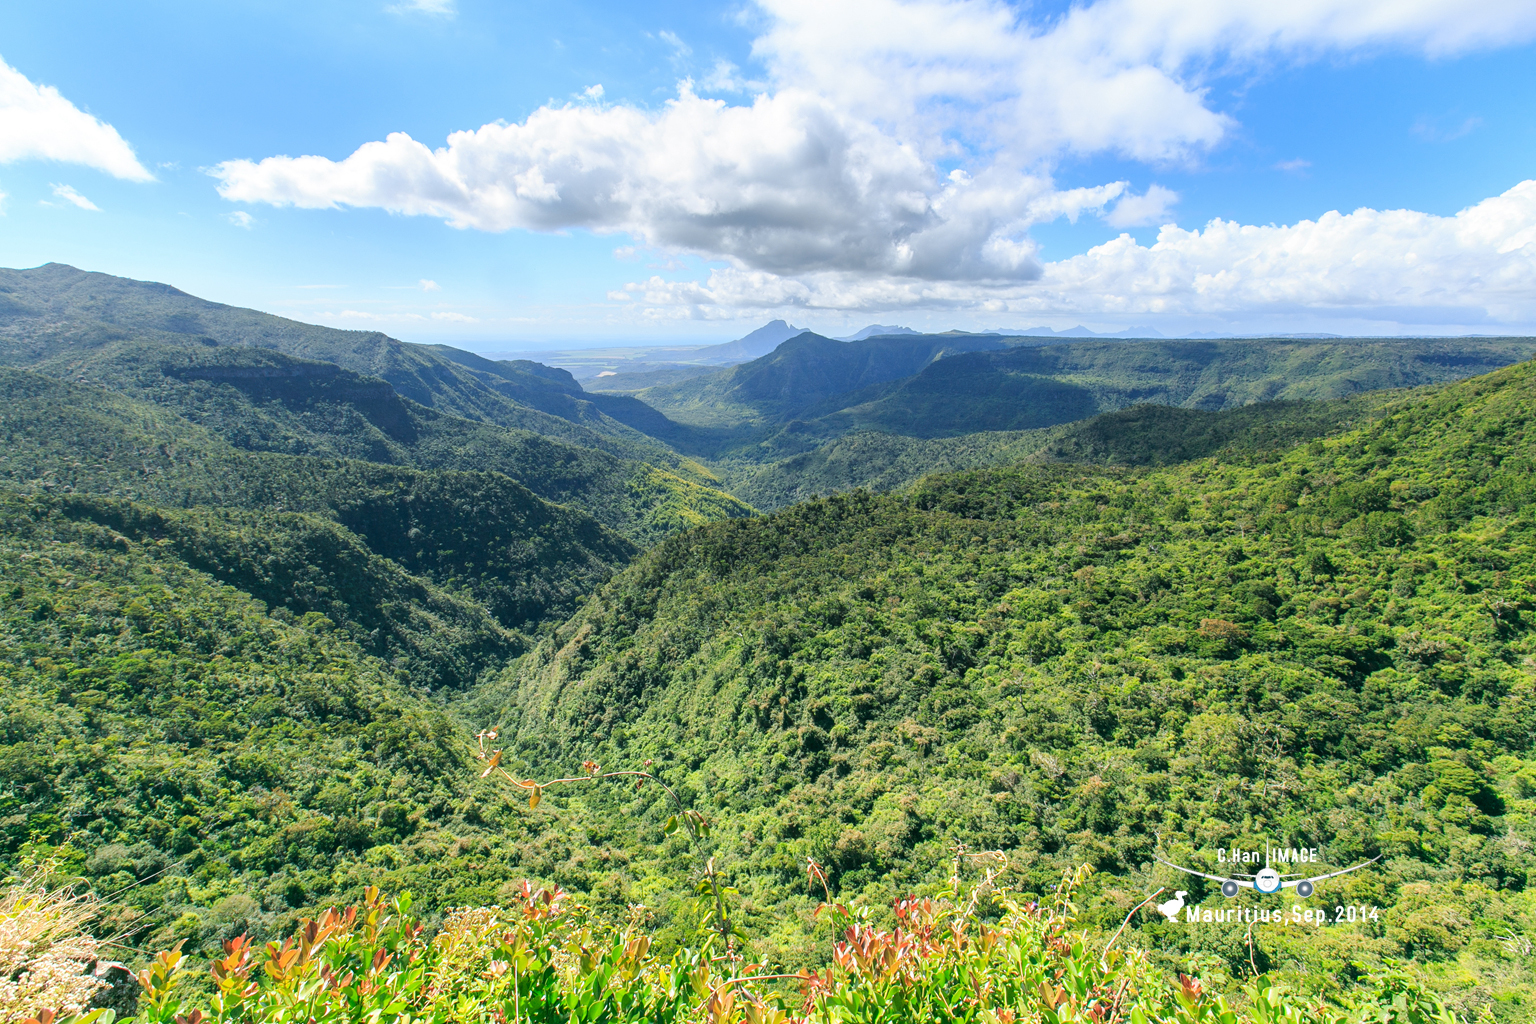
left=0, top=264, right=688, bottom=467
left=0, top=494, right=574, bottom=959
left=629, top=332, right=1010, bottom=430
left=0, top=367, right=751, bottom=547
left=490, top=359, right=1536, bottom=1008
left=627, top=333, right=1536, bottom=497
left=726, top=395, right=1387, bottom=509
left=5, top=262, right=1536, bottom=1017
left=632, top=333, right=1532, bottom=435
left=826, top=338, right=1532, bottom=436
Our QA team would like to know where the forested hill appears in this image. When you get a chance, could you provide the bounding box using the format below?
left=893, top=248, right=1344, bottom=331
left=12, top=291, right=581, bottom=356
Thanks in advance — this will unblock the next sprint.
left=0, top=367, right=751, bottom=546
left=625, top=332, right=1536, bottom=434
left=629, top=331, right=1010, bottom=429
left=726, top=394, right=1391, bottom=510
left=490, top=358, right=1536, bottom=1000
left=0, top=366, right=668, bottom=658
left=0, top=278, right=751, bottom=958
left=0, top=489, right=570, bottom=933
left=619, top=331, right=1536, bottom=475
left=7, top=265, right=1532, bottom=512
left=0, top=262, right=699, bottom=468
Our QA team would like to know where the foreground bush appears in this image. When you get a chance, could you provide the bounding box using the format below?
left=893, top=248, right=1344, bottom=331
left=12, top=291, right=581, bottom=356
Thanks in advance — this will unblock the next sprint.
left=112, top=868, right=1466, bottom=1024
left=1, top=873, right=114, bottom=1024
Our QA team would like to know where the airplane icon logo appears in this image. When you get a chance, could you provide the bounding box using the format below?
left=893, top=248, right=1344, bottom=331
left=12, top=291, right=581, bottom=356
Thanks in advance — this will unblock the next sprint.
left=1156, top=853, right=1380, bottom=898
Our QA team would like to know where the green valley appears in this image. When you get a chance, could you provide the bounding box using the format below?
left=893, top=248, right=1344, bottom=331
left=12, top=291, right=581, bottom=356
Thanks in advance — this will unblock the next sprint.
left=490, top=359, right=1536, bottom=1011
left=3, top=265, right=1536, bottom=1020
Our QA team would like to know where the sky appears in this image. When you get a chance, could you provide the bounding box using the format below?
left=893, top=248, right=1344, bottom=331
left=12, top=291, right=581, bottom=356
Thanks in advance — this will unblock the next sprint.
left=1, top=0, right=1535, bottom=350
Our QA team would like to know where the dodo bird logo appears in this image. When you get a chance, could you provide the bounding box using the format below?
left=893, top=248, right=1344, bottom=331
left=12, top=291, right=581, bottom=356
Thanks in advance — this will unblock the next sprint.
left=1157, top=890, right=1188, bottom=922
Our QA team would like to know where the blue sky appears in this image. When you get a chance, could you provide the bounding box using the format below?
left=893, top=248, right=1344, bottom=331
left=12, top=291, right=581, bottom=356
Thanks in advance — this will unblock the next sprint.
left=2, top=0, right=1535, bottom=350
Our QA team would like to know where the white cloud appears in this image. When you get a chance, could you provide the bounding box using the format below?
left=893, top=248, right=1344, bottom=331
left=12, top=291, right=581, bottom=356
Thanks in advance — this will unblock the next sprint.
left=751, top=0, right=1226, bottom=165
left=1103, top=185, right=1178, bottom=228
left=748, top=0, right=1536, bottom=165
left=1275, top=158, right=1311, bottom=174
left=229, top=210, right=254, bottom=228
left=0, top=188, right=7, bottom=214
left=1412, top=113, right=1483, bottom=142
left=390, top=0, right=454, bottom=15
left=419, top=278, right=440, bottom=291
left=658, top=30, right=692, bottom=57
left=625, top=180, right=1536, bottom=326
left=700, top=60, right=746, bottom=93
left=431, top=311, right=478, bottom=321
left=0, top=57, right=152, bottom=181
left=583, top=84, right=605, bottom=101
left=49, top=183, right=99, bottom=211
left=1050, top=0, right=1536, bottom=65
left=213, top=0, right=1536, bottom=316
left=215, top=84, right=1141, bottom=283
left=331, top=309, right=428, bottom=321
left=1038, top=181, right=1536, bottom=322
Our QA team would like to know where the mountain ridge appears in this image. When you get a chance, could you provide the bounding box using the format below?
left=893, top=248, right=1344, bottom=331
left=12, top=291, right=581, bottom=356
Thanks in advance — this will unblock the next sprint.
left=0, top=263, right=697, bottom=469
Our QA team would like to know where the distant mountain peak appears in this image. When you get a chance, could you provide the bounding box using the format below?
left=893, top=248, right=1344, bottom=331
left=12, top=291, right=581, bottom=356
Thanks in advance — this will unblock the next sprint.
left=681, top=320, right=808, bottom=365
left=836, top=324, right=919, bottom=341
left=738, top=319, right=802, bottom=343
left=993, top=325, right=1166, bottom=339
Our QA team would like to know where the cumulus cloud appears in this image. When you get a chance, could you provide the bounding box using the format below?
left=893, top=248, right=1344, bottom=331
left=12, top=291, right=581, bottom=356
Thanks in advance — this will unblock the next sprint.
left=229, top=210, right=254, bottom=228
left=751, top=0, right=1225, bottom=164
left=0, top=57, right=152, bottom=181
left=1037, top=181, right=1536, bottom=322
left=627, top=181, right=1536, bottom=326
left=218, top=86, right=1019, bottom=280
left=750, top=0, right=1536, bottom=165
left=700, top=60, right=749, bottom=93
left=216, top=84, right=1151, bottom=283
left=419, top=278, right=440, bottom=291
left=1103, top=185, right=1178, bottom=228
left=49, top=183, right=100, bottom=210
left=213, top=0, right=1536, bottom=316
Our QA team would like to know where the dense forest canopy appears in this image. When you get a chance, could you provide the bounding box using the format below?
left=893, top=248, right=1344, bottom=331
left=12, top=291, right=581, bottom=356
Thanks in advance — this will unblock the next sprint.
left=490, top=359, right=1536, bottom=1006
left=3, top=265, right=1535, bottom=1018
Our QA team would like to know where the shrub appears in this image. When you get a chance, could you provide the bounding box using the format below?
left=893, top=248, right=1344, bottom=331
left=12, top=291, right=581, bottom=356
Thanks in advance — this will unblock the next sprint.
left=115, top=866, right=1469, bottom=1024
